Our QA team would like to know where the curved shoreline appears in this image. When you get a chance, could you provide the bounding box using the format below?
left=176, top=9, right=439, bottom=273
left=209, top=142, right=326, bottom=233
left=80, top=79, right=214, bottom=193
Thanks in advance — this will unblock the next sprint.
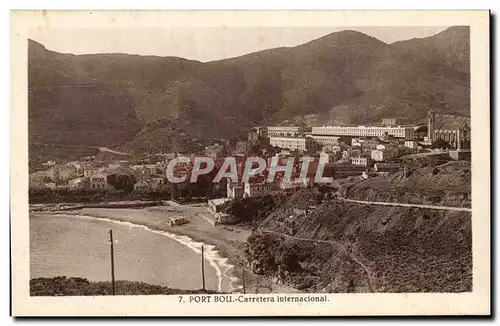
left=34, top=211, right=240, bottom=293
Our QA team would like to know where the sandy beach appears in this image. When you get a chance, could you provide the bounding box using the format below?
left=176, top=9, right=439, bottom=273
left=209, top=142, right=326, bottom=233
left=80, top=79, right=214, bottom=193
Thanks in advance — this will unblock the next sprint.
left=39, top=203, right=299, bottom=294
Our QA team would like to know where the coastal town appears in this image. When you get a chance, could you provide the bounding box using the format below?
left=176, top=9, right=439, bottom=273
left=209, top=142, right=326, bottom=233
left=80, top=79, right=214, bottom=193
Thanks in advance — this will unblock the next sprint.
left=29, top=109, right=471, bottom=220
left=28, top=109, right=474, bottom=295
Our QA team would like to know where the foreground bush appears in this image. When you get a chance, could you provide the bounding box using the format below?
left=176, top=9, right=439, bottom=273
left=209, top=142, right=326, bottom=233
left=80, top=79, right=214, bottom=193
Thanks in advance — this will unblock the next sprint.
left=30, top=277, right=219, bottom=296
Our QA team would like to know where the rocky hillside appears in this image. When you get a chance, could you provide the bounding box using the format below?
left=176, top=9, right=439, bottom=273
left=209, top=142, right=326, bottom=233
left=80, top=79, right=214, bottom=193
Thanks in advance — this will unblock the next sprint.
left=246, top=162, right=472, bottom=293
left=392, top=26, right=470, bottom=74
left=28, top=40, right=144, bottom=167
left=29, top=26, right=470, bottom=160
left=345, top=161, right=472, bottom=208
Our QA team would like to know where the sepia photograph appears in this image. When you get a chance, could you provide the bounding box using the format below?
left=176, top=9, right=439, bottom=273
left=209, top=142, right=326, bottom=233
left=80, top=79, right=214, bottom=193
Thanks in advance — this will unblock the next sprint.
left=10, top=10, right=490, bottom=316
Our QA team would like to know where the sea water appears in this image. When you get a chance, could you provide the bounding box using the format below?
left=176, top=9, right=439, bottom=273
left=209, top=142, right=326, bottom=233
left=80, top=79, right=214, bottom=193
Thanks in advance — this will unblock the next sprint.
left=30, top=213, right=235, bottom=292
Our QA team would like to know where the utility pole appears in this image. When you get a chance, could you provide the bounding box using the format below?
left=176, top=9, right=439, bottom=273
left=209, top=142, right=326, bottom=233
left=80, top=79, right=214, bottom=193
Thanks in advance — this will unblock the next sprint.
left=201, top=245, right=206, bottom=292
left=242, top=268, right=246, bottom=294
left=109, top=229, right=116, bottom=296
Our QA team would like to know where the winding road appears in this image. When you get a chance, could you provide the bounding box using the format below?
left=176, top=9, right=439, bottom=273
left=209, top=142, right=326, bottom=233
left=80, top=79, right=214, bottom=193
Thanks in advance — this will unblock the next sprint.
left=30, top=142, right=130, bottom=156
left=340, top=198, right=472, bottom=212
left=258, top=196, right=472, bottom=291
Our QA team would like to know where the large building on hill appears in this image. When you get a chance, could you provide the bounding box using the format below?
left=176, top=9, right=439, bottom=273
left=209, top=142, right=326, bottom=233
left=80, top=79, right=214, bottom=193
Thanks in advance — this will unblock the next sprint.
left=267, top=126, right=310, bottom=137
left=269, top=136, right=316, bottom=151
left=311, top=125, right=415, bottom=140
left=244, top=182, right=273, bottom=198
left=381, top=118, right=397, bottom=126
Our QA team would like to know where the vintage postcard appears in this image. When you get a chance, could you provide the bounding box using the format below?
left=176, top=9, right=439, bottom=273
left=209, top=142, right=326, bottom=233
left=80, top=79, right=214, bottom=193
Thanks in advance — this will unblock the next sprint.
left=10, top=10, right=490, bottom=316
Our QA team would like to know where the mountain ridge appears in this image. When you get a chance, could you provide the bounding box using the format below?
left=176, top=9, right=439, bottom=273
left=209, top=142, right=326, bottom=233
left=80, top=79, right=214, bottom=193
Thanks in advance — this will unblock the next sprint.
left=28, top=26, right=470, bottom=165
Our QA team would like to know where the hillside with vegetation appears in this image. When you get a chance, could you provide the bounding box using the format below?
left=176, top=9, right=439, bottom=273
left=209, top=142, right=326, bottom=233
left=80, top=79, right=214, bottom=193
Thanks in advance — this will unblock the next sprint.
left=30, top=277, right=219, bottom=296
left=245, top=162, right=472, bottom=293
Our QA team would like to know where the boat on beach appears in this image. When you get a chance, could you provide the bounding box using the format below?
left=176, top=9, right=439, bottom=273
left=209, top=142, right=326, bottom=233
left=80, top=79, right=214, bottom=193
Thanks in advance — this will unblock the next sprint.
left=167, top=216, right=188, bottom=226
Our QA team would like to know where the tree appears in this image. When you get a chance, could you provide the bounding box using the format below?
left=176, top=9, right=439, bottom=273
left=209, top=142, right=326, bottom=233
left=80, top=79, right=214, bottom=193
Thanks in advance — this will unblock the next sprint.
left=432, top=139, right=451, bottom=149
left=338, top=136, right=352, bottom=146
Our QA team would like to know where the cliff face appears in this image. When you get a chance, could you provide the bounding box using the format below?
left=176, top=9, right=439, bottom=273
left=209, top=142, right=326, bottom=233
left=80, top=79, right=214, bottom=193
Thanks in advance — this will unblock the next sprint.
left=245, top=163, right=472, bottom=293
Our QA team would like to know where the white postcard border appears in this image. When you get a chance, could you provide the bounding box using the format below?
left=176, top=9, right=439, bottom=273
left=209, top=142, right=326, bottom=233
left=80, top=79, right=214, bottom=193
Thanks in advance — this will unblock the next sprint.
left=10, top=10, right=490, bottom=316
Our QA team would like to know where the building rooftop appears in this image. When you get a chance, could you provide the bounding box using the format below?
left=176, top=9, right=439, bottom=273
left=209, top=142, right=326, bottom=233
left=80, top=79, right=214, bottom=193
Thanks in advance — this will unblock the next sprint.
left=313, top=125, right=415, bottom=129
left=269, top=135, right=311, bottom=139
left=267, top=126, right=302, bottom=129
left=106, top=166, right=134, bottom=175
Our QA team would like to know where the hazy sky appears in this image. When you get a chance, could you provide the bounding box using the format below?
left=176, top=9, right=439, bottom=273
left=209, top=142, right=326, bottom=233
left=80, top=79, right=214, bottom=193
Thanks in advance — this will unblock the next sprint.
left=30, top=26, right=449, bottom=62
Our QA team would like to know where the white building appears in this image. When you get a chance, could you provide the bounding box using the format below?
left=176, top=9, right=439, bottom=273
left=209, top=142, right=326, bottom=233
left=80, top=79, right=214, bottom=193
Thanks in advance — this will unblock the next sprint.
left=405, top=140, right=419, bottom=149
left=243, top=182, right=272, bottom=198
left=371, top=149, right=398, bottom=162
left=144, top=164, right=158, bottom=175
left=267, top=126, right=308, bottom=137
left=371, top=149, right=384, bottom=162
left=90, top=172, right=114, bottom=191
left=319, top=152, right=333, bottom=165
left=269, top=136, right=315, bottom=151
left=279, top=178, right=309, bottom=190
left=351, top=140, right=362, bottom=147
left=382, top=118, right=397, bottom=126
left=208, top=198, right=232, bottom=214
left=227, top=182, right=244, bottom=199
left=342, top=148, right=362, bottom=159
left=312, top=125, right=415, bottom=139
left=84, top=168, right=100, bottom=178
left=68, top=177, right=85, bottom=189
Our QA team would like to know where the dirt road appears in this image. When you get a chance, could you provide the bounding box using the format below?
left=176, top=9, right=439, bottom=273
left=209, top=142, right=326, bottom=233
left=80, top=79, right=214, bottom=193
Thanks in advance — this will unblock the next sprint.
left=341, top=198, right=472, bottom=212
